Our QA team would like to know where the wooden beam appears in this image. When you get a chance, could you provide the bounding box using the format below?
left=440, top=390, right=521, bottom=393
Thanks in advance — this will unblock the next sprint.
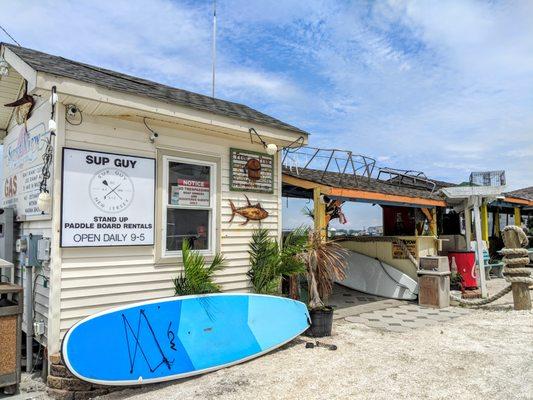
left=431, top=207, right=437, bottom=236
left=420, top=207, right=437, bottom=236
left=494, top=210, right=500, bottom=238
left=481, top=202, right=489, bottom=244
left=514, top=207, right=521, bottom=226
left=282, top=174, right=447, bottom=207
left=504, top=196, right=533, bottom=206
left=313, top=187, right=327, bottom=240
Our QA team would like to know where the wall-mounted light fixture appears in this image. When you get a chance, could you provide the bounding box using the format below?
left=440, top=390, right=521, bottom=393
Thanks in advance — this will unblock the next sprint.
left=249, top=127, right=304, bottom=156
left=48, top=86, right=57, bottom=133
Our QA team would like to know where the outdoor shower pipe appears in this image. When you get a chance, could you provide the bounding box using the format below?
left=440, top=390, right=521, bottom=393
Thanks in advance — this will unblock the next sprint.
left=24, top=264, right=34, bottom=371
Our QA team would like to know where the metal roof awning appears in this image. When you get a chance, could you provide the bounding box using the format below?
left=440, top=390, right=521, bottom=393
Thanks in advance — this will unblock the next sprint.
left=282, top=169, right=447, bottom=208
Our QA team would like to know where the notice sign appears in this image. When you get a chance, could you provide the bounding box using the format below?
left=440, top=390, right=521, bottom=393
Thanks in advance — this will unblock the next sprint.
left=230, top=148, right=273, bottom=193
left=61, top=148, right=155, bottom=247
left=172, top=179, right=210, bottom=206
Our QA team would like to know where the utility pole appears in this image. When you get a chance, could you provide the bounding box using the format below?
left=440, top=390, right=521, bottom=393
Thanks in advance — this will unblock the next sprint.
left=212, top=0, right=217, bottom=98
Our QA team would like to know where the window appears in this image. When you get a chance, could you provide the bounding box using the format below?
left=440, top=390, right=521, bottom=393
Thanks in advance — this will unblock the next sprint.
left=163, top=156, right=216, bottom=256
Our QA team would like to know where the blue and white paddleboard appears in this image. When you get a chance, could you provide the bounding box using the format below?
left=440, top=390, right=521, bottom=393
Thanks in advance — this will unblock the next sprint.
left=62, top=293, right=310, bottom=385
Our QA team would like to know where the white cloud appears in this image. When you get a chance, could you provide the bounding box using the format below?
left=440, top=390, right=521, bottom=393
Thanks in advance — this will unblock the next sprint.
left=2, top=0, right=531, bottom=228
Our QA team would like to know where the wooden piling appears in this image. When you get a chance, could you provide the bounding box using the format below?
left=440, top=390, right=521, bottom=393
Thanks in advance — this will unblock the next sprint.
left=502, top=227, right=531, bottom=311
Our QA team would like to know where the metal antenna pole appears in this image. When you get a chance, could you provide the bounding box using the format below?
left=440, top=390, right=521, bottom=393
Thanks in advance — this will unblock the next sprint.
left=212, top=0, right=217, bottom=98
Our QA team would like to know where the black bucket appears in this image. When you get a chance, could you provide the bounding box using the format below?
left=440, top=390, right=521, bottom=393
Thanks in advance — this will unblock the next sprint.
left=305, top=306, right=334, bottom=337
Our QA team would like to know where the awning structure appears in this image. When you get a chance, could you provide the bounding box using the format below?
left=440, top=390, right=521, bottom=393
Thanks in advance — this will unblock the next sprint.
left=282, top=168, right=447, bottom=208
left=502, top=186, right=533, bottom=210
left=281, top=148, right=530, bottom=254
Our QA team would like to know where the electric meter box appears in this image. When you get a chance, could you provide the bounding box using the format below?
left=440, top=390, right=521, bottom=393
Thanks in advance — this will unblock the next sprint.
left=0, top=208, right=14, bottom=263
left=17, top=234, right=42, bottom=267
left=37, top=238, right=51, bottom=261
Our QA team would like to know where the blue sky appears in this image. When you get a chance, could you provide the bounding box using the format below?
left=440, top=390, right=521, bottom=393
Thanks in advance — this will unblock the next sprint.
left=2, top=0, right=532, bottom=229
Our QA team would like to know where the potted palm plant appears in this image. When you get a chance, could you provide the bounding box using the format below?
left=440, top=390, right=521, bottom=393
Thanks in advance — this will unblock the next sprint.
left=173, top=241, right=226, bottom=295
left=301, top=230, right=348, bottom=337
left=247, top=227, right=307, bottom=295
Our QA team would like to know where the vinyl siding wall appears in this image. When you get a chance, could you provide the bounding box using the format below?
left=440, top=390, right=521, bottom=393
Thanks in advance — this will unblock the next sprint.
left=56, top=114, right=282, bottom=342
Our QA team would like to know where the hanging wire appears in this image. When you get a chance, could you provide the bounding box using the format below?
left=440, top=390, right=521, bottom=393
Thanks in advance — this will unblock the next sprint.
left=39, top=139, right=53, bottom=193
left=0, top=24, right=21, bottom=46
left=39, top=86, right=56, bottom=195
left=143, top=117, right=159, bottom=136
left=249, top=127, right=305, bottom=153
left=143, top=117, right=159, bottom=143
left=249, top=127, right=268, bottom=147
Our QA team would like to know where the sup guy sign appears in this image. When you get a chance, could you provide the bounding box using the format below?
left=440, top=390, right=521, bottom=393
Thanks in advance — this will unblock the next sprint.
left=61, top=148, right=155, bottom=247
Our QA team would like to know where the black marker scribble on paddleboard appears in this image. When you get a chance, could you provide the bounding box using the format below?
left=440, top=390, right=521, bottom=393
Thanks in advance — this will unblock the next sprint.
left=122, top=309, right=174, bottom=374
left=167, top=321, right=176, bottom=351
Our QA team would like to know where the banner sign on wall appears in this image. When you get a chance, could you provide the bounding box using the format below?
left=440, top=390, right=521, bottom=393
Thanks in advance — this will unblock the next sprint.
left=229, top=148, right=274, bottom=193
left=2, top=124, right=52, bottom=220
left=392, top=240, right=417, bottom=259
left=61, top=148, right=155, bottom=247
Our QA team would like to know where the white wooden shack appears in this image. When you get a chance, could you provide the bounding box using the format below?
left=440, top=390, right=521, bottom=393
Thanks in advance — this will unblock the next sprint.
left=0, top=43, right=308, bottom=355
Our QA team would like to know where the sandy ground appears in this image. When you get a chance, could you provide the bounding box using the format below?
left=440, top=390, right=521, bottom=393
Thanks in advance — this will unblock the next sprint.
left=103, top=309, right=532, bottom=400
left=11, top=282, right=533, bottom=400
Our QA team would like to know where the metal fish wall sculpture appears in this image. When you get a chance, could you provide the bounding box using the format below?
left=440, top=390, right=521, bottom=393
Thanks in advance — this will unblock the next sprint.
left=229, top=195, right=269, bottom=225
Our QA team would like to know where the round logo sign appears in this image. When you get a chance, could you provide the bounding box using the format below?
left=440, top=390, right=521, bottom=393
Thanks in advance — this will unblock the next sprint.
left=89, top=168, right=134, bottom=213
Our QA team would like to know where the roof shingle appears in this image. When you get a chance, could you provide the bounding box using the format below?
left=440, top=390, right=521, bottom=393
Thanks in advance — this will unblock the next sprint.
left=3, top=43, right=307, bottom=135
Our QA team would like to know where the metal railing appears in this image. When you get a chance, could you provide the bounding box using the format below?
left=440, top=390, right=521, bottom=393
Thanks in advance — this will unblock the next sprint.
left=377, top=167, right=437, bottom=192
left=282, top=146, right=376, bottom=185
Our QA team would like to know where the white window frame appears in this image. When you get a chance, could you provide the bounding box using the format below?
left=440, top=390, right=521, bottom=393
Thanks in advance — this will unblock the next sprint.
left=162, top=155, right=217, bottom=258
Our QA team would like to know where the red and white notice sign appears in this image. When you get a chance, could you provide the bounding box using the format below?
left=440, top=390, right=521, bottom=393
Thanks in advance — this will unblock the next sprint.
left=173, top=179, right=210, bottom=206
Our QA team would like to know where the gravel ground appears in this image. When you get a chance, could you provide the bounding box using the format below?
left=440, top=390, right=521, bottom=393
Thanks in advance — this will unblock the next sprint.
left=99, top=308, right=532, bottom=400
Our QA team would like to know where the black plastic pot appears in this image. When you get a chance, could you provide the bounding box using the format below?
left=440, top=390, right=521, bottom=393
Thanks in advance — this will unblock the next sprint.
left=305, top=306, right=334, bottom=337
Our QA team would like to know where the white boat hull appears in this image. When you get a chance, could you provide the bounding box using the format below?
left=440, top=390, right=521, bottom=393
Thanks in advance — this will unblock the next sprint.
left=337, top=251, right=419, bottom=300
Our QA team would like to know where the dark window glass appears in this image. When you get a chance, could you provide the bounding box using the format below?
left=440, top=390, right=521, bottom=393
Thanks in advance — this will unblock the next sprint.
left=166, top=209, right=209, bottom=251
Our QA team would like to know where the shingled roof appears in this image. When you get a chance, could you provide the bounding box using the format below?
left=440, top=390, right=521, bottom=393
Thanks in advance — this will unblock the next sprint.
left=505, top=186, right=533, bottom=201
left=283, top=167, right=447, bottom=201
left=2, top=43, right=307, bottom=135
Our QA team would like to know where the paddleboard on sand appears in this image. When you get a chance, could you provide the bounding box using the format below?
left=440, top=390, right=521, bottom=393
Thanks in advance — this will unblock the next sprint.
left=337, top=251, right=419, bottom=300
left=62, top=294, right=309, bottom=385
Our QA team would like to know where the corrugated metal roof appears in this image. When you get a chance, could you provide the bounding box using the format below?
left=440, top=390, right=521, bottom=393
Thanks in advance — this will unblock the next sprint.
left=2, top=43, right=307, bottom=135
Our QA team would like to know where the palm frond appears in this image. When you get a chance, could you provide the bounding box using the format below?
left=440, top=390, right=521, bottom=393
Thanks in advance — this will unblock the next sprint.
left=302, top=206, right=314, bottom=220
left=302, top=231, right=349, bottom=309
left=248, top=228, right=306, bottom=295
left=173, top=241, right=226, bottom=296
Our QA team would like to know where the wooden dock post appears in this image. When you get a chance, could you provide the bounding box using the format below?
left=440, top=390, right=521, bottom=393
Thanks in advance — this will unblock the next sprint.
left=502, top=226, right=531, bottom=310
